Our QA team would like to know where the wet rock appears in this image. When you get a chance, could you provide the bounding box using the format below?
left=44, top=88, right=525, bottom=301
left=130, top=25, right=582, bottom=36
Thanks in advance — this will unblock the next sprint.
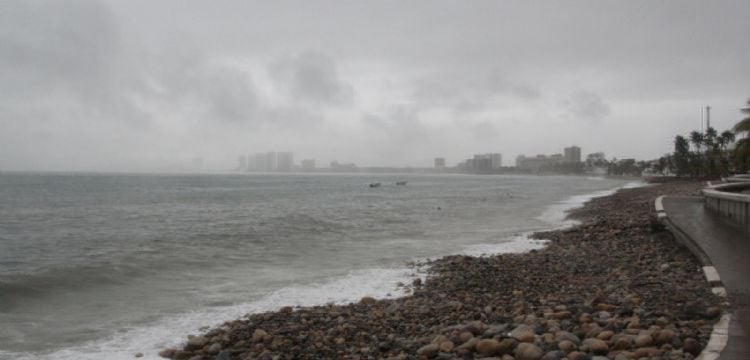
left=557, top=340, right=576, bottom=353
left=554, top=331, right=580, bottom=345
left=540, top=350, right=565, bottom=360
left=683, top=337, right=701, bottom=356
left=252, top=329, right=268, bottom=343
left=582, top=338, right=608, bottom=355
left=438, top=340, right=454, bottom=352
left=514, top=342, right=544, bottom=360
left=634, top=334, right=653, bottom=347
left=655, top=329, right=675, bottom=345
left=359, top=296, right=377, bottom=305
left=417, top=343, right=439, bottom=358
left=186, top=335, right=209, bottom=350
left=476, top=339, right=503, bottom=356
left=497, top=338, right=518, bottom=355
left=595, top=330, right=613, bottom=341
left=207, top=343, right=222, bottom=354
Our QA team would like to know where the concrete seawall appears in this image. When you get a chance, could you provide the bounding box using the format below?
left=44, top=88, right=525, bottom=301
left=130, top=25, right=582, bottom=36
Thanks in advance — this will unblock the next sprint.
left=703, top=181, right=750, bottom=233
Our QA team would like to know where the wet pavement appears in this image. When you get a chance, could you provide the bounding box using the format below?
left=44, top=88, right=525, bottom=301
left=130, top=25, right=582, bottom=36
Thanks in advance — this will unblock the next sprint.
left=663, top=196, right=750, bottom=360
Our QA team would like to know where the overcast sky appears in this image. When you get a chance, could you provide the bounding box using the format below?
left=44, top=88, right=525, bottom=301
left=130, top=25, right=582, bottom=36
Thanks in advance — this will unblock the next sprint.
left=1, top=0, right=748, bottom=171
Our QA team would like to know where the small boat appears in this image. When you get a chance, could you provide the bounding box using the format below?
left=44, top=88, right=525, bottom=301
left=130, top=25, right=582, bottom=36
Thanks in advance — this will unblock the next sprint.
left=369, top=182, right=381, bottom=188
left=395, top=181, right=407, bottom=186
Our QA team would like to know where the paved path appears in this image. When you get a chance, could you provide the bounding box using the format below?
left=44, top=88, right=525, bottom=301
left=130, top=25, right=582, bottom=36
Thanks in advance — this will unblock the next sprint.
left=662, top=196, right=750, bottom=360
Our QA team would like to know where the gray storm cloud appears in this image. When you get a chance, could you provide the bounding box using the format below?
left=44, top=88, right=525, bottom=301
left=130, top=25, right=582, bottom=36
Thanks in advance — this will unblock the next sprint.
left=0, top=0, right=748, bottom=171
left=564, top=92, right=611, bottom=125
left=270, top=52, right=353, bottom=106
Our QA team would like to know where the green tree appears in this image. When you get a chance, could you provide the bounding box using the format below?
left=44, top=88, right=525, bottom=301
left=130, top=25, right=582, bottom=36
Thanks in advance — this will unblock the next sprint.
left=734, top=98, right=750, bottom=172
left=718, top=130, right=736, bottom=175
left=688, top=130, right=705, bottom=176
left=673, top=135, right=691, bottom=176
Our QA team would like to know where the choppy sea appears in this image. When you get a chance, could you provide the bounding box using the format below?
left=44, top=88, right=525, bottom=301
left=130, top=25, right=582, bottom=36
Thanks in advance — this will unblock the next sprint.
left=0, top=172, right=636, bottom=359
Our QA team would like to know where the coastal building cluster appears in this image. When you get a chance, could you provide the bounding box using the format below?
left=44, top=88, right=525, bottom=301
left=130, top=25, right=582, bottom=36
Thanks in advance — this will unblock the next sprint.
left=514, top=146, right=581, bottom=172
left=438, top=146, right=606, bottom=175
left=455, top=153, right=503, bottom=174
left=230, top=145, right=611, bottom=175
left=237, top=152, right=296, bottom=172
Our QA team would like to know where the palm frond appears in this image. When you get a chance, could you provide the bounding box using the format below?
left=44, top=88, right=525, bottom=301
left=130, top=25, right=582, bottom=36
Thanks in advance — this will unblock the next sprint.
left=734, top=117, right=750, bottom=133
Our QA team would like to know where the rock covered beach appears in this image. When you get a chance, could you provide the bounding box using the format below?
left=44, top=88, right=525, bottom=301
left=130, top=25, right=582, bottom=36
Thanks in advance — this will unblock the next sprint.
left=160, top=179, right=724, bottom=360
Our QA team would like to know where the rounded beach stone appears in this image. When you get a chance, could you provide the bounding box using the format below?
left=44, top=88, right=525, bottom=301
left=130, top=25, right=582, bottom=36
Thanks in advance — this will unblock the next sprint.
left=634, top=347, right=661, bottom=358
left=683, top=337, right=701, bottom=356
left=498, top=338, right=518, bottom=355
left=555, top=331, right=580, bottom=345
left=439, top=340, right=454, bottom=352
left=476, top=339, right=503, bottom=356
left=207, top=343, right=222, bottom=354
left=458, top=331, right=474, bottom=344
left=566, top=351, right=586, bottom=360
left=611, top=336, right=632, bottom=350
left=417, top=343, right=440, bottom=358
left=634, top=334, right=653, bottom=347
left=514, top=330, right=536, bottom=343
left=252, top=329, right=268, bottom=343
left=359, top=296, right=377, bottom=305
left=186, top=335, right=208, bottom=350
left=514, top=342, right=544, bottom=360
left=595, top=330, right=614, bottom=341
left=582, top=338, right=608, bottom=355
left=540, top=350, right=565, bottom=360
left=557, top=340, right=576, bottom=353
left=656, top=329, right=675, bottom=344
left=455, top=337, right=479, bottom=351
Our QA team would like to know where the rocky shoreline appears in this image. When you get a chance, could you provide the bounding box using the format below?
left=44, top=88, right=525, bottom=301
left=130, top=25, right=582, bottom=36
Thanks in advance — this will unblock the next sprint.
left=160, top=179, right=724, bottom=360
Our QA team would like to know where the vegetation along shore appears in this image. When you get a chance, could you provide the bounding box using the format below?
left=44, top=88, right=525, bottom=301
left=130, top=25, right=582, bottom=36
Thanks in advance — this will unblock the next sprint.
left=160, top=179, right=723, bottom=360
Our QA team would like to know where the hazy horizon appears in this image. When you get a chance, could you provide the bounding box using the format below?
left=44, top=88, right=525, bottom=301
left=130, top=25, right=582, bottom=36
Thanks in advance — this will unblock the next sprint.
left=1, top=1, right=748, bottom=172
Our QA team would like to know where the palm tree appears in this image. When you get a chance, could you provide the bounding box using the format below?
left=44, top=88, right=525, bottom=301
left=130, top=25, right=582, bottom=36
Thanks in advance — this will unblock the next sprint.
left=673, top=135, right=691, bottom=176
left=718, top=130, right=736, bottom=175
left=734, top=98, right=750, bottom=172
left=689, top=130, right=705, bottom=176
left=704, top=127, right=719, bottom=175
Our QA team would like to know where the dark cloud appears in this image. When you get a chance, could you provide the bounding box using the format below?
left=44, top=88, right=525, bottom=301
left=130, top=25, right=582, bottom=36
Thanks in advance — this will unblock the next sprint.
left=564, top=92, right=611, bottom=125
left=411, top=69, right=540, bottom=116
left=270, top=52, right=353, bottom=106
left=1, top=0, right=748, bottom=170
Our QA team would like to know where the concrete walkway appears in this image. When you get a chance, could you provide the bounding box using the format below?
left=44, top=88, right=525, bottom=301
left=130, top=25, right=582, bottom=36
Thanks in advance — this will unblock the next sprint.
left=660, top=196, right=750, bottom=360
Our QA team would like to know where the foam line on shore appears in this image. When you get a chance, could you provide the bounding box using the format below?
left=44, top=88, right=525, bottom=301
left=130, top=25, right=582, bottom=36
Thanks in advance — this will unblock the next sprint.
left=537, top=181, right=646, bottom=229
left=4, top=180, right=643, bottom=360
left=0, top=268, right=421, bottom=360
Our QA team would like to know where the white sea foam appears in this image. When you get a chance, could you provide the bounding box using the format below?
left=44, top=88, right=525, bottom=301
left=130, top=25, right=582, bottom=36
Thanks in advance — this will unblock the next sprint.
left=455, top=180, right=645, bottom=258
left=537, top=180, right=646, bottom=228
left=0, top=268, right=420, bottom=360
left=0, top=178, right=644, bottom=360
left=459, top=233, right=548, bottom=257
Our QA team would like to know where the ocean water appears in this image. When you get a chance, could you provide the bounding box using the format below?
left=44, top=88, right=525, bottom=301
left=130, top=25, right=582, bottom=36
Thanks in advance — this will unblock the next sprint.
left=0, top=172, right=633, bottom=359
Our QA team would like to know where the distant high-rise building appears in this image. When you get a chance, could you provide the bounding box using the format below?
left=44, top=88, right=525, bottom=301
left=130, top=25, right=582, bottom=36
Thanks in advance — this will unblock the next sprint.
left=301, top=159, right=316, bottom=171
left=564, top=146, right=582, bottom=163
left=434, top=157, right=446, bottom=169
left=488, top=153, right=502, bottom=168
left=254, top=152, right=277, bottom=171
left=277, top=152, right=294, bottom=172
left=472, top=154, right=493, bottom=173
left=237, top=155, right=247, bottom=171
left=265, top=152, right=277, bottom=171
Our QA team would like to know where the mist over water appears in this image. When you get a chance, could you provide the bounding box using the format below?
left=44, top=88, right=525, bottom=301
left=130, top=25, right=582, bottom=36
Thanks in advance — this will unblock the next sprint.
left=0, top=172, right=630, bottom=359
